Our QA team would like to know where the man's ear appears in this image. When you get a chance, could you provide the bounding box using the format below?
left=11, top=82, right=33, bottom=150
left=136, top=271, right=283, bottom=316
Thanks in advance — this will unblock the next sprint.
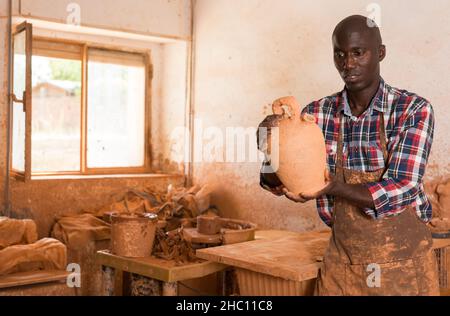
left=379, top=44, right=386, bottom=62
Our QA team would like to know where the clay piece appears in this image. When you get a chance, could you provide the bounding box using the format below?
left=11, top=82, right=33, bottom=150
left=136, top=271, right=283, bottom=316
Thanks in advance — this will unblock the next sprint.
left=0, top=217, right=38, bottom=250
left=51, top=213, right=110, bottom=249
left=153, top=227, right=199, bottom=264
left=182, top=227, right=222, bottom=245
left=437, top=178, right=450, bottom=219
left=0, top=238, right=67, bottom=276
left=51, top=185, right=213, bottom=263
left=197, top=215, right=221, bottom=235
left=424, top=178, right=443, bottom=218
left=259, top=96, right=327, bottom=195
left=96, top=185, right=212, bottom=227
left=425, top=176, right=450, bottom=235
left=194, top=185, right=213, bottom=214
left=182, top=217, right=257, bottom=247
left=219, top=218, right=257, bottom=245
left=430, top=218, right=450, bottom=232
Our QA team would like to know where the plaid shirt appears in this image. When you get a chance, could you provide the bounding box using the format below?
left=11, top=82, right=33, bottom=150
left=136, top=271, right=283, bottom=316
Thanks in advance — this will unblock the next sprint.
left=261, top=78, right=435, bottom=227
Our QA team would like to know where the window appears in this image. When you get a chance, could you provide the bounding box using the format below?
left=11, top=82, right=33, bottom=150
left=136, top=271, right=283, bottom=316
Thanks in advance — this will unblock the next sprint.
left=11, top=22, right=32, bottom=180
left=32, top=41, right=82, bottom=173
left=10, top=22, right=152, bottom=180
left=86, top=49, right=146, bottom=169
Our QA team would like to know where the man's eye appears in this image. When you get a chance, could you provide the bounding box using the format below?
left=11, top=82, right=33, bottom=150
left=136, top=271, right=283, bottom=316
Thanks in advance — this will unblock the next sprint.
left=353, top=50, right=363, bottom=56
left=335, top=52, right=344, bottom=58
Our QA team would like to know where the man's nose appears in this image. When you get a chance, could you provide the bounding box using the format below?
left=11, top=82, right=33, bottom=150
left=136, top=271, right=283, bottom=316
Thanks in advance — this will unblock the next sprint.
left=343, top=55, right=356, bottom=70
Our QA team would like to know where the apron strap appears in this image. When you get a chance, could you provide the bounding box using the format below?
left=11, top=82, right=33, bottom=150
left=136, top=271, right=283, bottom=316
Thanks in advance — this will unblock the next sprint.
left=379, top=113, right=389, bottom=164
left=335, top=114, right=345, bottom=182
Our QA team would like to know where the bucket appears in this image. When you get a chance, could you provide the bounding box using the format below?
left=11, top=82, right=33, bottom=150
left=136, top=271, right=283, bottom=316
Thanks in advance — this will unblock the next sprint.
left=111, top=212, right=158, bottom=257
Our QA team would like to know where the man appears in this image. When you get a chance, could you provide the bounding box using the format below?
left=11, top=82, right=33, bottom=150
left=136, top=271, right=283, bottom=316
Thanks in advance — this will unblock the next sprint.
left=259, top=15, right=439, bottom=295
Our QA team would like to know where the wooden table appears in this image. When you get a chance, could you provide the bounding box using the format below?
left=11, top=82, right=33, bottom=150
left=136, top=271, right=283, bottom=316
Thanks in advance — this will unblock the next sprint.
left=96, top=250, right=227, bottom=296
left=197, top=230, right=450, bottom=296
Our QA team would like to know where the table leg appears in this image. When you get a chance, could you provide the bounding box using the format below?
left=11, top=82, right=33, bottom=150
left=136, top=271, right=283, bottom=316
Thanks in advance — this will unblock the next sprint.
left=225, top=268, right=239, bottom=296
left=162, top=281, right=178, bottom=296
left=101, top=266, right=115, bottom=296
left=217, top=270, right=226, bottom=296
left=114, top=269, right=123, bottom=296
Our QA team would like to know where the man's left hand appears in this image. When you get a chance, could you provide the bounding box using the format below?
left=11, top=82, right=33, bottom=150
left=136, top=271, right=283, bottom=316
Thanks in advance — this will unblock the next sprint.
left=282, top=170, right=336, bottom=203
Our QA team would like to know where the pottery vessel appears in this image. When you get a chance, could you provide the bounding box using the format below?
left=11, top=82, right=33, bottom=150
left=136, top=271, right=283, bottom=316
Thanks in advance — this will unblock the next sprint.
left=267, top=96, right=327, bottom=195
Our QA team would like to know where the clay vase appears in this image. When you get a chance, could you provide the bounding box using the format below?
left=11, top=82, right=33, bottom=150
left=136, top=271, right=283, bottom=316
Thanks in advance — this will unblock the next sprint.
left=269, top=96, right=327, bottom=195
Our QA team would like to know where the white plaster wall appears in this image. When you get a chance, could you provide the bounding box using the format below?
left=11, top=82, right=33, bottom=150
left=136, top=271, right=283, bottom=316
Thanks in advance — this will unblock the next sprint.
left=18, top=0, right=192, bottom=39
left=192, top=0, right=450, bottom=232
left=156, top=42, right=189, bottom=173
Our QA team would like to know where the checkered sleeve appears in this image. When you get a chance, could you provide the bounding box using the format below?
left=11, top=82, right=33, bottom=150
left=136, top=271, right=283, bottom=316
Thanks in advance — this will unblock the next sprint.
left=364, top=100, right=435, bottom=219
left=316, top=195, right=334, bottom=227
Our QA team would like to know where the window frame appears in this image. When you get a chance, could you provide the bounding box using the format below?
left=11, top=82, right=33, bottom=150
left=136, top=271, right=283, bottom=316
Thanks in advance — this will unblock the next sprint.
left=27, top=35, right=153, bottom=177
left=10, top=21, right=32, bottom=181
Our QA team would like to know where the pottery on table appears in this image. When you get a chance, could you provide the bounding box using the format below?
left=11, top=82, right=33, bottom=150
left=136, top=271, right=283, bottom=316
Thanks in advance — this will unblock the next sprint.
left=110, top=212, right=158, bottom=257
left=265, top=96, right=327, bottom=196
left=197, top=214, right=221, bottom=235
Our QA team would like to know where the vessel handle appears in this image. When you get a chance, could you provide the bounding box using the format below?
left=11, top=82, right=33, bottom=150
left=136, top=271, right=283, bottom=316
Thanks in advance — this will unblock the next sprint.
left=272, top=96, right=301, bottom=119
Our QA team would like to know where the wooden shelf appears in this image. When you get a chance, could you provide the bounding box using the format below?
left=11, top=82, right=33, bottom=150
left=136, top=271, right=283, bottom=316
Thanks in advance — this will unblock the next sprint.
left=96, top=250, right=227, bottom=283
left=0, top=270, right=70, bottom=289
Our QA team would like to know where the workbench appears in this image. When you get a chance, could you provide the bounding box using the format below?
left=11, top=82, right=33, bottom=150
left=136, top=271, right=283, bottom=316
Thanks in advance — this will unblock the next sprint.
left=196, top=230, right=450, bottom=296
left=96, top=250, right=227, bottom=296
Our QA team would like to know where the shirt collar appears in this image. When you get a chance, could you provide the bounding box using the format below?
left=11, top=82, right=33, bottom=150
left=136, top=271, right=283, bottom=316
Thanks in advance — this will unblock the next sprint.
left=338, top=77, right=387, bottom=117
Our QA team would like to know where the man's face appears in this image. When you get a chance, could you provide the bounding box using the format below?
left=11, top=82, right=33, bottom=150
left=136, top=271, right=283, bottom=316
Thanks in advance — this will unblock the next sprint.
left=333, top=30, right=385, bottom=92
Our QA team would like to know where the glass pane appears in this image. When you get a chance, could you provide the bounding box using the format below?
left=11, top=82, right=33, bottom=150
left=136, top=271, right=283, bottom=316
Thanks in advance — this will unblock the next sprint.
left=12, top=30, right=26, bottom=172
left=12, top=101, right=25, bottom=172
left=87, top=49, right=146, bottom=168
left=31, top=55, right=81, bottom=172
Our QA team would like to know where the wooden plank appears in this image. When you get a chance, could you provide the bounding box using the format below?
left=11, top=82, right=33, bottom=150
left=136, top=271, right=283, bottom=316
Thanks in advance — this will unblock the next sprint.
left=168, top=260, right=227, bottom=282
left=255, top=229, right=310, bottom=241
left=96, top=251, right=170, bottom=281
left=0, top=270, right=70, bottom=289
left=196, top=230, right=330, bottom=282
left=96, top=250, right=227, bottom=282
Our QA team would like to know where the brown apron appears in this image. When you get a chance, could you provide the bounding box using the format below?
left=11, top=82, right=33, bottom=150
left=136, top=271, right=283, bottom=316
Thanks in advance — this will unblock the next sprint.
left=315, top=112, right=440, bottom=296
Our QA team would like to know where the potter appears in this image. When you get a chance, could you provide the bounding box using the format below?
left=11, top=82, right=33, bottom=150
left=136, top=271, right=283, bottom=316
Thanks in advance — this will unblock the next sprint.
left=259, top=15, right=439, bottom=296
